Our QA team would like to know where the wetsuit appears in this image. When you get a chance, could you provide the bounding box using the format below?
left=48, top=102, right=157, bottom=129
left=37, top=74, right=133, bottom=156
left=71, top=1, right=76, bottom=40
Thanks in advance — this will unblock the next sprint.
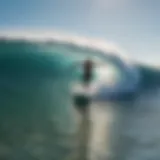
left=83, top=60, right=93, bottom=86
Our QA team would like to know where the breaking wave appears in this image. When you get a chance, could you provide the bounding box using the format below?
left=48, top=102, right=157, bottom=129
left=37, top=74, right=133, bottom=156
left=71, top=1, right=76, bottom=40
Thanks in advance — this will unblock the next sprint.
left=0, top=31, right=159, bottom=100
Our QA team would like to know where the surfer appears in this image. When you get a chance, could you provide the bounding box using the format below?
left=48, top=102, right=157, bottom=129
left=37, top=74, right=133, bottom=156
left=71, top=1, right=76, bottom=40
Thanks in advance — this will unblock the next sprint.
left=73, top=58, right=94, bottom=113
left=82, top=58, right=94, bottom=89
left=71, top=57, right=95, bottom=114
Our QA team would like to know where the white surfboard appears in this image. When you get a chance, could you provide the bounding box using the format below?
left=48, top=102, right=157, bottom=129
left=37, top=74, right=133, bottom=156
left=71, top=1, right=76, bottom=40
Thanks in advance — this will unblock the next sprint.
left=72, top=82, right=97, bottom=97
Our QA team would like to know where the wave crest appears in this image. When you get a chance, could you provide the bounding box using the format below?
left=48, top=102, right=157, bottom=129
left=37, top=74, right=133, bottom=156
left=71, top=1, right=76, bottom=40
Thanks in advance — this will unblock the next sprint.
left=0, top=30, right=141, bottom=99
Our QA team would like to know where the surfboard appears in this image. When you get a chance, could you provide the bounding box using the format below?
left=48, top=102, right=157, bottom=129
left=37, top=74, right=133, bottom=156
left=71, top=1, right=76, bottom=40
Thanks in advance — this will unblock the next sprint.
left=72, top=82, right=96, bottom=108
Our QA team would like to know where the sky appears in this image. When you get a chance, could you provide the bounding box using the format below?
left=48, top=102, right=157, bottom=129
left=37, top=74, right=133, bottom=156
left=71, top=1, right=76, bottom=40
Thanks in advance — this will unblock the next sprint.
left=0, top=0, right=160, bottom=65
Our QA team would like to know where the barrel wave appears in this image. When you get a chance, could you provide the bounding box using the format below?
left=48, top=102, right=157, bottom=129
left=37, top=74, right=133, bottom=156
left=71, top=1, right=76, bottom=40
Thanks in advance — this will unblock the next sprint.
left=0, top=32, right=160, bottom=159
left=0, top=32, right=159, bottom=100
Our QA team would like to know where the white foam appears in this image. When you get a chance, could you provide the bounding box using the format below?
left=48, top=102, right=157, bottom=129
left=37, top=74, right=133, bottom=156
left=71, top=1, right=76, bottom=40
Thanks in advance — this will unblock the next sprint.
left=0, top=30, right=130, bottom=63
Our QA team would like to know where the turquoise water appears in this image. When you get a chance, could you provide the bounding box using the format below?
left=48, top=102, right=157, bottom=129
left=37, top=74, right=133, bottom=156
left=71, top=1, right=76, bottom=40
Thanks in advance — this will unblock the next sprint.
left=0, top=40, right=102, bottom=160
left=1, top=39, right=160, bottom=160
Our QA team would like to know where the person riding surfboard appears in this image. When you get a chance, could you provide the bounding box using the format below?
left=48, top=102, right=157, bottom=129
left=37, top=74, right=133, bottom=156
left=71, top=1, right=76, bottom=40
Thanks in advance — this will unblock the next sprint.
left=71, top=57, right=94, bottom=114
left=73, top=58, right=94, bottom=160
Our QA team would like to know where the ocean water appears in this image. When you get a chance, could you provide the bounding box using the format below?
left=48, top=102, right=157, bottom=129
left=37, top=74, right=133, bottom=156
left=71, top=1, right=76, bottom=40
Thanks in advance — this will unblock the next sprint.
left=0, top=34, right=160, bottom=160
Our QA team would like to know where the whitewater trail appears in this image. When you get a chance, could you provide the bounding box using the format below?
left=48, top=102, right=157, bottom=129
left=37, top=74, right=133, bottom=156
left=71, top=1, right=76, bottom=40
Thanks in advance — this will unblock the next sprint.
left=75, top=90, right=160, bottom=160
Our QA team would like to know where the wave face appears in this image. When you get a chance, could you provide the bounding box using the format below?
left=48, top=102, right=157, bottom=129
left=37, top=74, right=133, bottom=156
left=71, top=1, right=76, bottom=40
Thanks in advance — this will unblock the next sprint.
left=0, top=34, right=160, bottom=159
left=0, top=34, right=160, bottom=98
